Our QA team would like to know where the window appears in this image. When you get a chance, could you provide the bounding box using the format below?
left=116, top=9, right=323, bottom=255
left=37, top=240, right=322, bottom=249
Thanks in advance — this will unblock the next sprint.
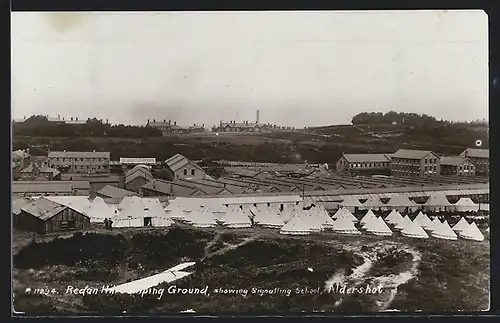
left=424, top=159, right=427, bottom=164
left=183, top=169, right=187, bottom=175
left=191, top=169, right=195, bottom=176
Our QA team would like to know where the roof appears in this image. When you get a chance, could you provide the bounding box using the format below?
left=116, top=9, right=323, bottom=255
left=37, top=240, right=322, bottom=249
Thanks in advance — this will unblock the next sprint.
left=45, top=196, right=92, bottom=215
left=125, top=166, right=153, bottom=184
left=142, top=179, right=199, bottom=197
left=12, top=181, right=88, bottom=194
left=48, top=151, right=110, bottom=158
left=461, top=148, right=489, bottom=159
left=221, top=122, right=262, bottom=129
left=341, top=154, right=391, bottom=163
left=193, top=194, right=303, bottom=205
left=391, top=149, right=435, bottom=160
left=13, top=149, right=30, bottom=159
left=97, top=185, right=138, bottom=198
left=21, top=165, right=61, bottom=177
left=440, top=156, right=471, bottom=167
left=165, top=154, right=189, bottom=172
left=120, top=157, right=157, bottom=165
left=20, top=198, right=68, bottom=221
left=12, top=197, right=31, bottom=215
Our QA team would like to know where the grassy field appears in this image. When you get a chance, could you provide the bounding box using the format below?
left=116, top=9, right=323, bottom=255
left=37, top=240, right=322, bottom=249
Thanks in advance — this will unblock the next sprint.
left=12, top=226, right=490, bottom=315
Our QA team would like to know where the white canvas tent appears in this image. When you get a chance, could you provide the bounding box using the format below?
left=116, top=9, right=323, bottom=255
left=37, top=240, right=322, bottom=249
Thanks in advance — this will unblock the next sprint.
left=310, top=207, right=335, bottom=230
left=332, top=207, right=358, bottom=222
left=415, top=211, right=432, bottom=230
left=254, top=209, right=285, bottom=228
left=220, top=205, right=252, bottom=228
left=454, top=198, right=479, bottom=212
left=299, top=210, right=323, bottom=233
left=458, top=221, right=484, bottom=241
left=113, top=196, right=148, bottom=228
left=185, top=208, right=218, bottom=228
left=280, top=216, right=313, bottom=235
left=87, top=196, right=117, bottom=223
left=278, top=207, right=295, bottom=223
left=427, top=217, right=442, bottom=232
left=360, top=210, right=377, bottom=225
left=394, top=215, right=413, bottom=231
left=383, top=194, right=418, bottom=212
left=452, top=217, right=470, bottom=232
left=142, top=198, right=173, bottom=227
left=365, top=216, right=393, bottom=236
left=430, top=220, right=457, bottom=240
left=339, top=196, right=363, bottom=213
left=424, top=194, right=455, bottom=212
left=332, top=217, right=361, bottom=235
left=401, top=219, right=429, bottom=239
left=385, top=210, right=404, bottom=224
left=360, top=196, right=384, bottom=211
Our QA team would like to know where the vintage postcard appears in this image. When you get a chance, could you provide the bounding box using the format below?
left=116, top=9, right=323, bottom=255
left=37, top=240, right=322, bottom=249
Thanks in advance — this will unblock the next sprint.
left=11, top=10, right=489, bottom=315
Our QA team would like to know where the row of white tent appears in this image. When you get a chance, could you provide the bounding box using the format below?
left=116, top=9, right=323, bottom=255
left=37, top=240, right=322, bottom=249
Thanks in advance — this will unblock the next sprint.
left=341, top=194, right=485, bottom=213
left=40, top=196, right=486, bottom=240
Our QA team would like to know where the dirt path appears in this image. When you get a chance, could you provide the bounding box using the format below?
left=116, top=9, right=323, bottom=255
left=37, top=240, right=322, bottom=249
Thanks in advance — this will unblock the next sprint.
left=324, top=241, right=421, bottom=311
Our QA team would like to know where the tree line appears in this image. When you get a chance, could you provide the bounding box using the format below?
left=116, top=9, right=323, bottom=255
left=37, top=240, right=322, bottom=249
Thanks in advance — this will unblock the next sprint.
left=12, top=115, right=162, bottom=138
left=351, top=111, right=442, bottom=126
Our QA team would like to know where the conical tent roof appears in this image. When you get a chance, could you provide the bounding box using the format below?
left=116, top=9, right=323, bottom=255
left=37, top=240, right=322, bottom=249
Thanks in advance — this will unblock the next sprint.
left=366, top=216, right=393, bottom=236
left=455, top=198, right=479, bottom=212
left=220, top=206, right=251, bottom=228
left=415, top=211, right=432, bottom=229
left=458, top=221, right=484, bottom=241
left=186, top=208, right=218, bottom=227
left=428, top=217, right=442, bottom=231
left=254, top=209, right=285, bottom=228
left=361, top=210, right=377, bottom=225
left=278, top=208, right=295, bottom=223
left=452, top=217, right=470, bottom=232
left=280, top=215, right=313, bottom=235
left=311, top=207, right=335, bottom=229
left=425, top=194, right=453, bottom=206
left=395, top=215, right=412, bottom=230
left=385, top=210, right=403, bottom=224
left=87, top=197, right=116, bottom=223
left=340, top=196, right=362, bottom=207
left=299, top=210, right=323, bottom=232
left=401, top=219, right=429, bottom=239
left=332, top=217, right=361, bottom=235
left=361, top=196, right=383, bottom=209
left=385, top=194, right=417, bottom=207
left=430, top=220, right=457, bottom=240
left=333, top=207, right=358, bottom=222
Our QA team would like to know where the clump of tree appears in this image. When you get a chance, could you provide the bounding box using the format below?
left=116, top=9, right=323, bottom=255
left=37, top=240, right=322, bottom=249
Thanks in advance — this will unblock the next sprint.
left=12, top=115, right=162, bottom=138
left=351, top=111, right=440, bottom=127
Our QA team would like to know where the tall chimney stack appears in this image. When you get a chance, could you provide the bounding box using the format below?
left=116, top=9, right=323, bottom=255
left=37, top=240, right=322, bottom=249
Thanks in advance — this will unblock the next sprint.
left=256, top=110, right=260, bottom=124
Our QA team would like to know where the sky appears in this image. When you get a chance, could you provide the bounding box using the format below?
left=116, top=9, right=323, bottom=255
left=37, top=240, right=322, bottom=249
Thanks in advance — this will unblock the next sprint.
left=11, top=10, right=488, bottom=128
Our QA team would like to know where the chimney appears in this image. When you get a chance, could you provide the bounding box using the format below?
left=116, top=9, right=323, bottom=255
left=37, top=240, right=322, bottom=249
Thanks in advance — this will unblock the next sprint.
left=58, top=114, right=60, bottom=119
left=76, top=117, right=78, bottom=121
left=202, top=123, right=205, bottom=128
left=147, top=119, right=150, bottom=123
left=163, top=119, right=166, bottom=123
left=169, top=120, right=171, bottom=125
left=245, top=121, right=248, bottom=125
left=106, top=119, right=108, bottom=124
left=174, top=121, right=177, bottom=126
left=220, top=120, right=222, bottom=126
left=153, top=119, right=156, bottom=122
left=63, top=117, right=65, bottom=121
left=24, top=116, right=26, bottom=120
left=256, top=110, right=260, bottom=124
left=71, top=117, right=73, bottom=121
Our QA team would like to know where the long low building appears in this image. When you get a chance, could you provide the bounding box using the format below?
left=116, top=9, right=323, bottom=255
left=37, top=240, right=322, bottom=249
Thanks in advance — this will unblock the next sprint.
left=12, top=181, right=90, bottom=197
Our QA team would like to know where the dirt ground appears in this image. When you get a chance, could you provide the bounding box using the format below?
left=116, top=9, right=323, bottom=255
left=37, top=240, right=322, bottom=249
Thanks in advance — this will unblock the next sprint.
left=12, top=225, right=490, bottom=315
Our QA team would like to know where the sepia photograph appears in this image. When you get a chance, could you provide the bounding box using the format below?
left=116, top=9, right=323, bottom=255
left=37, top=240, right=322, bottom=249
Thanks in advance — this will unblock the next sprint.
left=11, top=10, right=490, bottom=315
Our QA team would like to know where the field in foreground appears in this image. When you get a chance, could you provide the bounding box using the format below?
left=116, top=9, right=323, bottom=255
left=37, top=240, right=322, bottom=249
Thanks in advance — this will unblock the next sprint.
left=12, top=226, right=490, bottom=315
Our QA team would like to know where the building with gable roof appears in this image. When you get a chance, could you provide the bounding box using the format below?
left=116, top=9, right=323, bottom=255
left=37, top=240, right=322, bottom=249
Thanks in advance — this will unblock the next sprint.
left=440, top=156, right=476, bottom=176
left=390, top=149, right=440, bottom=177
left=124, top=165, right=153, bottom=193
left=18, top=197, right=90, bottom=234
left=48, top=151, right=110, bottom=174
left=336, top=153, right=392, bottom=176
left=164, top=154, right=206, bottom=181
left=459, top=148, right=489, bottom=175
